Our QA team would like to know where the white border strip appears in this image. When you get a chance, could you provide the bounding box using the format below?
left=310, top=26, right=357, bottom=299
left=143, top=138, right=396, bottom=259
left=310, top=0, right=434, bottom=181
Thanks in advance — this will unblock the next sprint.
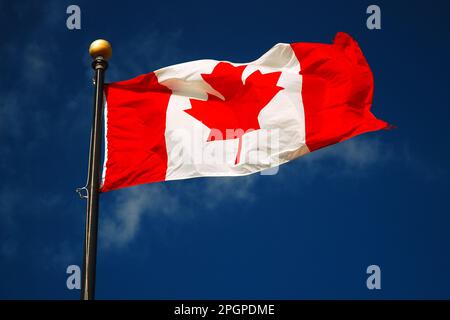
left=100, top=95, right=108, bottom=189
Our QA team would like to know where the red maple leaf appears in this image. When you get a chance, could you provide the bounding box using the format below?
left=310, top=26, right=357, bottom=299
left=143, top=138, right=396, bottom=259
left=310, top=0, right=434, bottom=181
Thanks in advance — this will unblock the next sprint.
left=185, top=62, right=283, bottom=164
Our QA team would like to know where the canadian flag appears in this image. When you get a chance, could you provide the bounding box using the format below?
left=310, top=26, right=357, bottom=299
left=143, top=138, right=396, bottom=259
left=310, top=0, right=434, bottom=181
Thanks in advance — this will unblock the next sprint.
left=101, top=32, right=389, bottom=192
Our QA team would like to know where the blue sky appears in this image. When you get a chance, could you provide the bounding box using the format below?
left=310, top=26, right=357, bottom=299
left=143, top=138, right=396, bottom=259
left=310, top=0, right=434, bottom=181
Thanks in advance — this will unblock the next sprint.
left=0, top=0, right=450, bottom=299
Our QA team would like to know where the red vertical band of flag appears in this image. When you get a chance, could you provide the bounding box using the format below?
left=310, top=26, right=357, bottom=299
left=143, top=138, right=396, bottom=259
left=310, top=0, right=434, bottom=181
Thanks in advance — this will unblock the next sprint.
left=102, top=73, right=171, bottom=192
left=291, top=32, right=389, bottom=152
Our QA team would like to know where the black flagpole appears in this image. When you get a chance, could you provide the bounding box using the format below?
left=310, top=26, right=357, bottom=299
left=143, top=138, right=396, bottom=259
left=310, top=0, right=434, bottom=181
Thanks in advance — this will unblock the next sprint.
left=80, top=40, right=112, bottom=300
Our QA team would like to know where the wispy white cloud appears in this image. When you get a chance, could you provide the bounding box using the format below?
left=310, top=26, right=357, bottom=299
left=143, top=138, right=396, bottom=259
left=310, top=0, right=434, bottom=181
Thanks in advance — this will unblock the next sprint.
left=297, top=136, right=393, bottom=178
left=101, top=184, right=180, bottom=248
left=100, top=137, right=395, bottom=249
left=313, top=137, right=386, bottom=167
left=101, top=137, right=394, bottom=249
left=101, top=175, right=256, bottom=249
left=201, top=176, right=256, bottom=209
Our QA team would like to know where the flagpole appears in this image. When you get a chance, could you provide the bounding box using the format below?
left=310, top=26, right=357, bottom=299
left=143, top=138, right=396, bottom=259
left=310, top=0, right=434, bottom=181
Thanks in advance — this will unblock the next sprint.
left=81, top=39, right=112, bottom=300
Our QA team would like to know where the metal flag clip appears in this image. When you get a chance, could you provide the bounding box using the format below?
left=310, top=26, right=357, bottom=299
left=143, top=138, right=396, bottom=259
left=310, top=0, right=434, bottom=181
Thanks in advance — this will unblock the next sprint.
left=75, top=186, right=89, bottom=199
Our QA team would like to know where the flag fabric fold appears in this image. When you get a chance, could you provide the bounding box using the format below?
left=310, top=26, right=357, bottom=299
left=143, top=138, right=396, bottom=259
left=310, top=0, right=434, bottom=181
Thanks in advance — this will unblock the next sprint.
left=101, top=32, right=389, bottom=192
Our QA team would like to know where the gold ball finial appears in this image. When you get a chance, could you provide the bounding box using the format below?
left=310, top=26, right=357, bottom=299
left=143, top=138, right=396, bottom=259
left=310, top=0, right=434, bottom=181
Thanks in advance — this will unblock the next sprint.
left=89, top=39, right=112, bottom=61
